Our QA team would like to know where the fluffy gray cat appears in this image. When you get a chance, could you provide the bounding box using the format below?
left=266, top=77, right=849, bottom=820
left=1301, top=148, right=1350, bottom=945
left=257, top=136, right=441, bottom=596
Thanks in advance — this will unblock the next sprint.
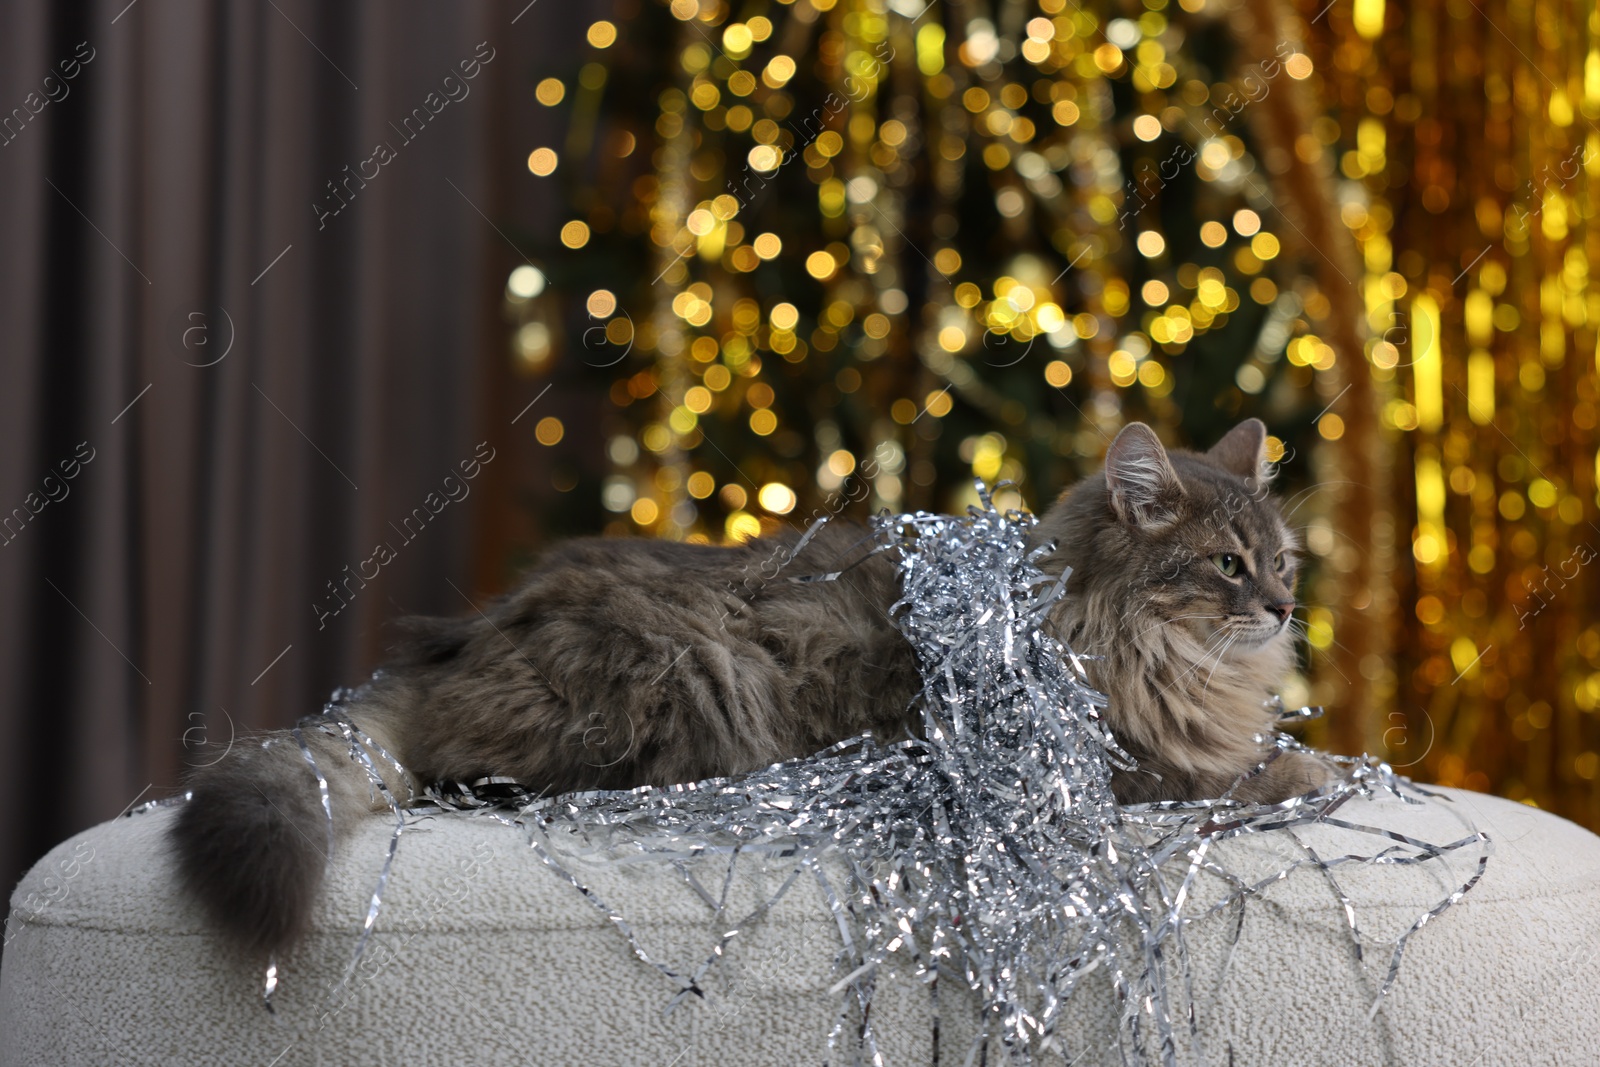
left=170, top=418, right=1330, bottom=957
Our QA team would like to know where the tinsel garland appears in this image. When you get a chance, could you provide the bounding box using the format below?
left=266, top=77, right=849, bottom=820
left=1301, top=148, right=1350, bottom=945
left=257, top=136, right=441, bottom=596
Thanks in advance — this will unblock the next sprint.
left=229, top=488, right=1488, bottom=1064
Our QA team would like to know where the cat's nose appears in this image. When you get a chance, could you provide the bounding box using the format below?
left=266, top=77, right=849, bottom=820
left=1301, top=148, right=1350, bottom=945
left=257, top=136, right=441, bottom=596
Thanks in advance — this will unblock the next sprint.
left=1267, top=600, right=1296, bottom=623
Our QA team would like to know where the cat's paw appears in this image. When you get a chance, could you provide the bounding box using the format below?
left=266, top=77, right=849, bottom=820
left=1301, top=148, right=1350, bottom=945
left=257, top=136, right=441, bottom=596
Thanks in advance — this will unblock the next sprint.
left=1234, top=750, right=1337, bottom=804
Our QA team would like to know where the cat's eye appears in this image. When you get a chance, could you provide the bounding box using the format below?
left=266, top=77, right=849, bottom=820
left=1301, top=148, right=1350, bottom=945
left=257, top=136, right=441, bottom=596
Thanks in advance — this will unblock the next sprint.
left=1211, top=553, right=1242, bottom=577
left=1275, top=551, right=1288, bottom=572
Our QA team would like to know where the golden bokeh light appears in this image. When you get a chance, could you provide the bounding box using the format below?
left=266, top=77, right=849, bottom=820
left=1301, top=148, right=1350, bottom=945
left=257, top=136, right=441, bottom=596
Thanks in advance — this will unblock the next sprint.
left=687, top=471, right=715, bottom=499
left=757, top=482, right=796, bottom=514
left=753, top=233, right=782, bottom=259
left=535, top=78, right=565, bottom=106
left=534, top=417, right=564, bottom=446
left=805, top=251, right=837, bottom=280
left=526, top=148, right=558, bottom=177
left=560, top=221, right=590, bottom=248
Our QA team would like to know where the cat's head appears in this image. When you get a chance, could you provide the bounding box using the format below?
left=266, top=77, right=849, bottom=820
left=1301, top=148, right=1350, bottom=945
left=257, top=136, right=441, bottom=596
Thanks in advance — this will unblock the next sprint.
left=1047, top=419, right=1300, bottom=652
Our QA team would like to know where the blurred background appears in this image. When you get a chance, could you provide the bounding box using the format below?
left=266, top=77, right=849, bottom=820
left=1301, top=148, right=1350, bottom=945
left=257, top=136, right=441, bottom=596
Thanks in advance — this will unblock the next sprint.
left=3, top=0, right=1597, bottom=914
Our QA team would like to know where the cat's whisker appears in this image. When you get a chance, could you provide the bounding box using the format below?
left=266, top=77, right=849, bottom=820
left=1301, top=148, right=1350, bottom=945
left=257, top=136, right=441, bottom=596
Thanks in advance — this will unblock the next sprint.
left=1129, top=595, right=1181, bottom=628
left=1195, top=632, right=1238, bottom=688
left=1283, top=617, right=1320, bottom=640
left=1201, top=626, right=1238, bottom=671
left=1298, top=628, right=1359, bottom=683
left=1275, top=486, right=1329, bottom=523
left=1200, top=633, right=1240, bottom=698
left=1129, top=613, right=1225, bottom=641
left=1279, top=479, right=1361, bottom=521
left=1276, top=616, right=1355, bottom=681
left=1155, top=627, right=1234, bottom=697
left=1290, top=522, right=1365, bottom=553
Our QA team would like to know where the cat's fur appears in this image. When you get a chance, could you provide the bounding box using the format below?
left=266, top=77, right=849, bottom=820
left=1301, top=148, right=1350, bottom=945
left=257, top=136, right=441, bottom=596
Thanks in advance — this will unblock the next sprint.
left=170, top=418, right=1329, bottom=957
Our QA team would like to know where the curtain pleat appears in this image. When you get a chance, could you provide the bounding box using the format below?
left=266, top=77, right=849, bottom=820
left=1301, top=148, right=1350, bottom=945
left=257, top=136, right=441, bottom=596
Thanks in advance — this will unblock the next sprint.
left=0, top=0, right=509, bottom=916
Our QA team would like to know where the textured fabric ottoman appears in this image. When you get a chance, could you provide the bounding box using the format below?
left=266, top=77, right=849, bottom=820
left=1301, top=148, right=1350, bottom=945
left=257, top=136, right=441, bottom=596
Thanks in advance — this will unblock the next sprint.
left=3, top=785, right=1599, bottom=1066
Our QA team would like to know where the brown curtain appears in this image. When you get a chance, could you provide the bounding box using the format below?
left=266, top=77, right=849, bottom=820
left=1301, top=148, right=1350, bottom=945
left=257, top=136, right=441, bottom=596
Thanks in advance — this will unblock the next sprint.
left=0, top=0, right=553, bottom=916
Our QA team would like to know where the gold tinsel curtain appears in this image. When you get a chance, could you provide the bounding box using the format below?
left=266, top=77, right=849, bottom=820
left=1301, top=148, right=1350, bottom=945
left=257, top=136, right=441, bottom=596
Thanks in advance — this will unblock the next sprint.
left=506, top=0, right=1600, bottom=833
left=1308, top=0, right=1600, bottom=828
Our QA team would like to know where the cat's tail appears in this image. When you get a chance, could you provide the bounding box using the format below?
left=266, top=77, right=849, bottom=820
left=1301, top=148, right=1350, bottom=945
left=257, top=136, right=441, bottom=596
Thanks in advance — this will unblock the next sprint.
left=167, top=705, right=415, bottom=958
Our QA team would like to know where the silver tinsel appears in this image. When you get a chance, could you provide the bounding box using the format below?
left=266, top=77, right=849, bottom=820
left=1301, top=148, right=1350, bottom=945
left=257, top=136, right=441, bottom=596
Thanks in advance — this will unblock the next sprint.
left=172, top=487, right=1488, bottom=1063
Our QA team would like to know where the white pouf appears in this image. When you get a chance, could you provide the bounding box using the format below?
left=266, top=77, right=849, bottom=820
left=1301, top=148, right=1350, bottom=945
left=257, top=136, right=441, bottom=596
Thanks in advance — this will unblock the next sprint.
left=4, top=786, right=1599, bottom=1065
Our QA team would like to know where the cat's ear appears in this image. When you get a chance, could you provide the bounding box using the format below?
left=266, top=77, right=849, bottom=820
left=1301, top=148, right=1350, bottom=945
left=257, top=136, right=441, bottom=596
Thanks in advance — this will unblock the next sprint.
left=1105, top=423, right=1185, bottom=528
left=1207, top=418, right=1269, bottom=485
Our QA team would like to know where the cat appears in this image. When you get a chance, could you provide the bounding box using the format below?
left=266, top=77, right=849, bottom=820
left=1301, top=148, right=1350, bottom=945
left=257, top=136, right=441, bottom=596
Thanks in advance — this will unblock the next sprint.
left=1032, top=419, right=1329, bottom=805
left=169, top=417, right=1330, bottom=957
